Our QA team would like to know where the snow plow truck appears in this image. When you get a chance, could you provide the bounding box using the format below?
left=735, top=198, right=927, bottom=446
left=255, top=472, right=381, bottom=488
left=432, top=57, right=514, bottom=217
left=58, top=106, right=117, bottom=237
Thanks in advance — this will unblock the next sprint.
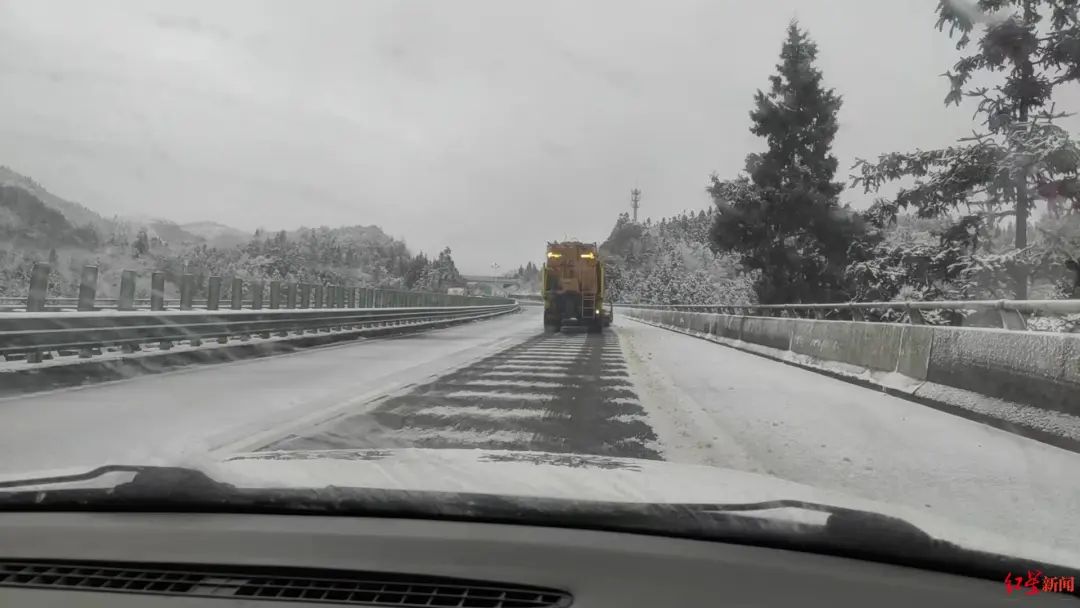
left=541, top=241, right=613, bottom=333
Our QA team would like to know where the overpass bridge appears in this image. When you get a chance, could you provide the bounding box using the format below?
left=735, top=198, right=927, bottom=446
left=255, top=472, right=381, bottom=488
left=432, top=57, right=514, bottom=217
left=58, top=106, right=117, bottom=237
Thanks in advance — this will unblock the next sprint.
left=1, top=261, right=1079, bottom=552
left=460, top=274, right=521, bottom=293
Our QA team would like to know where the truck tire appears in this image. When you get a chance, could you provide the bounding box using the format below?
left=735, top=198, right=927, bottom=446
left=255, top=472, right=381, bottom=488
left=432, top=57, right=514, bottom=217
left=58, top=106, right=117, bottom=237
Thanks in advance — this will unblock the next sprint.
left=543, top=312, right=560, bottom=334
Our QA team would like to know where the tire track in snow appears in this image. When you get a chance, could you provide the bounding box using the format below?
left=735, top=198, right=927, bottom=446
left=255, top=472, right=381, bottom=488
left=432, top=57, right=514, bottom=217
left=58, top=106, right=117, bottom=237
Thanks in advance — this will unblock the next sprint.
left=261, top=331, right=661, bottom=459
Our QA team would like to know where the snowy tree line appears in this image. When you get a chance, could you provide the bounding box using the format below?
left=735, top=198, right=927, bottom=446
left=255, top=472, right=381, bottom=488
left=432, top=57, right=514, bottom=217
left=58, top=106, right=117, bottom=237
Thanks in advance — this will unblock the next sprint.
left=706, top=5, right=1080, bottom=311
left=600, top=210, right=755, bottom=305
left=1, top=218, right=466, bottom=299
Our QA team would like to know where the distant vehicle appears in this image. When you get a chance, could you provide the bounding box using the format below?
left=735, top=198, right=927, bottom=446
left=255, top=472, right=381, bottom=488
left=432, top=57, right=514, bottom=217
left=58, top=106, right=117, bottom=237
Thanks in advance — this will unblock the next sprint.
left=542, top=241, right=612, bottom=333
left=446, top=287, right=465, bottom=296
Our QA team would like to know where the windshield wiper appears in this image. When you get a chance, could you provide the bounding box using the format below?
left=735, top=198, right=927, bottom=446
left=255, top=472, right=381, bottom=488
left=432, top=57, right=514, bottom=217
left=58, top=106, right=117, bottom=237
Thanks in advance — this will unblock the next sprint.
left=0, top=465, right=1074, bottom=590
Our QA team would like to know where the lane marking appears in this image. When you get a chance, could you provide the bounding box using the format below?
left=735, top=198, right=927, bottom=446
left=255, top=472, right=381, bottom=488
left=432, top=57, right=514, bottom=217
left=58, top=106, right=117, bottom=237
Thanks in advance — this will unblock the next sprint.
left=386, top=427, right=536, bottom=444
left=444, top=390, right=555, bottom=401
left=413, top=405, right=563, bottom=420
left=453, top=379, right=563, bottom=389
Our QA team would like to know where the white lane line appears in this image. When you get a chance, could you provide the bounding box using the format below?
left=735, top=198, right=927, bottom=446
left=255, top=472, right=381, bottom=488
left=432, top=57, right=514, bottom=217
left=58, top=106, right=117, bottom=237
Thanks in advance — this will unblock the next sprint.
left=389, top=428, right=535, bottom=444
left=493, top=363, right=573, bottom=370
left=480, top=371, right=575, bottom=378
left=415, top=405, right=564, bottom=420
left=445, top=390, right=555, bottom=401
left=457, top=380, right=563, bottom=389
left=478, top=371, right=629, bottom=382
left=503, top=358, right=582, bottom=364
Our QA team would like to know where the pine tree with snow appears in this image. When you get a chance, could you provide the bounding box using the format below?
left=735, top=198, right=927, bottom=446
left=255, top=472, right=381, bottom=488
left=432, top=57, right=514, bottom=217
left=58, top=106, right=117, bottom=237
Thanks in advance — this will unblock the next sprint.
left=708, top=21, right=864, bottom=304
left=853, top=0, right=1080, bottom=299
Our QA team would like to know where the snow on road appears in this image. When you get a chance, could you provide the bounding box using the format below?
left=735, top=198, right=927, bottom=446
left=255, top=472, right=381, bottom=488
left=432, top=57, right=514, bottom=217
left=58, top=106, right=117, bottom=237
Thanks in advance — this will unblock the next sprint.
left=616, top=317, right=1080, bottom=555
left=0, top=305, right=1075, bottom=557
left=0, top=312, right=537, bottom=473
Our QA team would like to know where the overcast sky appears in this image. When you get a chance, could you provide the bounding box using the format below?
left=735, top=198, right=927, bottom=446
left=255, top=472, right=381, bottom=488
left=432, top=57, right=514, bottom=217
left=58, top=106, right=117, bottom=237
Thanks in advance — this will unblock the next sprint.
left=1, top=0, right=1077, bottom=273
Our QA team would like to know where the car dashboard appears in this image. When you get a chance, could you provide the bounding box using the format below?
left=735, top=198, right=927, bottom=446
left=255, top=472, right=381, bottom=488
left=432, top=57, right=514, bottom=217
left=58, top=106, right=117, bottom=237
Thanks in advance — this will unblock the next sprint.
left=0, top=512, right=1068, bottom=607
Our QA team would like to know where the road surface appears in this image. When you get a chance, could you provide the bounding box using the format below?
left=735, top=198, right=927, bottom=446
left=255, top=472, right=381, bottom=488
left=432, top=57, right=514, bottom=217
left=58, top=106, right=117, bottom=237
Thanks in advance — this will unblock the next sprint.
left=0, top=308, right=1077, bottom=552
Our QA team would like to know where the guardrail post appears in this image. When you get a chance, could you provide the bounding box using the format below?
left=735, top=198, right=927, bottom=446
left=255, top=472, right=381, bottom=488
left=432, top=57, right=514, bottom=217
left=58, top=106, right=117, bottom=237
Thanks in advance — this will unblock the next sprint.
left=907, top=308, right=926, bottom=325
left=27, top=262, right=50, bottom=313
left=324, top=286, right=336, bottom=330
left=315, top=286, right=327, bottom=331
left=347, top=287, right=356, bottom=308
left=118, top=270, right=136, bottom=311
left=205, top=276, right=225, bottom=343
left=300, top=283, right=311, bottom=308
left=270, top=281, right=287, bottom=336
left=335, top=285, right=343, bottom=308
left=287, top=283, right=298, bottom=308
left=251, top=281, right=264, bottom=310
left=117, top=270, right=140, bottom=352
left=250, top=281, right=269, bottom=337
left=149, top=272, right=172, bottom=349
left=850, top=307, right=865, bottom=322
left=269, top=281, right=281, bottom=309
left=75, top=265, right=101, bottom=357
left=77, top=265, right=98, bottom=312
left=231, top=278, right=244, bottom=310
left=181, top=274, right=202, bottom=346
left=207, top=276, right=222, bottom=311
left=24, top=263, right=51, bottom=362
left=150, top=272, right=166, bottom=311
left=180, top=274, right=195, bottom=311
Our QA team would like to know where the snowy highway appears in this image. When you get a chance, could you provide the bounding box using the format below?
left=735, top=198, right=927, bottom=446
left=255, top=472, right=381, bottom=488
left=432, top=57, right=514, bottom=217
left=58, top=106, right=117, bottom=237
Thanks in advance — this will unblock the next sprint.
left=1, top=308, right=1078, bottom=552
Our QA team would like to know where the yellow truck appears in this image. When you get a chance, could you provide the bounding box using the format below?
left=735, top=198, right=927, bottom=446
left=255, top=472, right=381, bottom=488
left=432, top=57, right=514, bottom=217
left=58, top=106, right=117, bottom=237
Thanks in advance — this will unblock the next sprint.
left=541, top=241, right=612, bottom=333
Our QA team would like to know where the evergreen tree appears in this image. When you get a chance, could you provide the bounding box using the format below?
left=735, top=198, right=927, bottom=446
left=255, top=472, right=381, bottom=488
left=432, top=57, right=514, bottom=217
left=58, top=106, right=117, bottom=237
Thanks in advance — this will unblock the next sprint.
left=853, top=0, right=1080, bottom=299
left=132, top=229, right=150, bottom=258
left=708, top=21, right=864, bottom=304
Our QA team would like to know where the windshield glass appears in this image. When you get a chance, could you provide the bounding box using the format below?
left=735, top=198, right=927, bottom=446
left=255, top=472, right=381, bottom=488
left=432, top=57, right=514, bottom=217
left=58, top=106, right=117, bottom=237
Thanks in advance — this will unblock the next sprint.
left=1, top=0, right=1079, bottom=584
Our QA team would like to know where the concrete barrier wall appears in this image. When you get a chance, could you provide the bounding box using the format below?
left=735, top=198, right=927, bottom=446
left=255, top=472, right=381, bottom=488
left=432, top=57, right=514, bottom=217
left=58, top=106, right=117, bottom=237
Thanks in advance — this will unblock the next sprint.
left=740, top=316, right=793, bottom=350
left=620, top=306, right=1080, bottom=449
left=925, top=327, right=1080, bottom=415
left=789, top=318, right=904, bottom=374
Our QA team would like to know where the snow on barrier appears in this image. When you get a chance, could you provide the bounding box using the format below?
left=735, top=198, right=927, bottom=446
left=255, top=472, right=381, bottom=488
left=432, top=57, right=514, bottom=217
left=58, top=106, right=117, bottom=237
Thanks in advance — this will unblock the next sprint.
left=620, top=306, right=1080, bottom=452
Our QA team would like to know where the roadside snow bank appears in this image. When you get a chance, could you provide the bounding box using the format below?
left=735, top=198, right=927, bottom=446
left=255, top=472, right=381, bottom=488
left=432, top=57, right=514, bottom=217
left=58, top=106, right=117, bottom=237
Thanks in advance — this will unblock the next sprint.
left=621, top=308, right=1080, bottom=451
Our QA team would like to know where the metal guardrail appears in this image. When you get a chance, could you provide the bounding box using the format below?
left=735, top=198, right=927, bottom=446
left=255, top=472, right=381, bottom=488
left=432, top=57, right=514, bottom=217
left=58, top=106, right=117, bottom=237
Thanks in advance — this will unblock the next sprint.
left=0, top=304, right=518, bottom=363
left=1, top=263, right=508, bottom=313
left=616, top=299, right=1080, bottom=331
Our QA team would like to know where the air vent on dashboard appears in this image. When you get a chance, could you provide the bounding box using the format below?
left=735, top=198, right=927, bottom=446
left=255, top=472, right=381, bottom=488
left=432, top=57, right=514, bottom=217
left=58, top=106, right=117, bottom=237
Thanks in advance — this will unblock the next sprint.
left=0, top=560, right=572, bottom=607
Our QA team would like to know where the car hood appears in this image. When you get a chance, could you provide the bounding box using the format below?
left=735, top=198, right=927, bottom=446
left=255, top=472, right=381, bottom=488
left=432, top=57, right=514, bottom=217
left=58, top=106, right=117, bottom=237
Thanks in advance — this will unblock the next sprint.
left=1, top=447, right=1077, bottom=569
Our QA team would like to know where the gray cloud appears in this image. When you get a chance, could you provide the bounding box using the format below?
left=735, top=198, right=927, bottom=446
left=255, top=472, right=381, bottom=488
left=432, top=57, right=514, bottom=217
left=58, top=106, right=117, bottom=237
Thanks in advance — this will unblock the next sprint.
left=1, top=0, right=1077, bottom=272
